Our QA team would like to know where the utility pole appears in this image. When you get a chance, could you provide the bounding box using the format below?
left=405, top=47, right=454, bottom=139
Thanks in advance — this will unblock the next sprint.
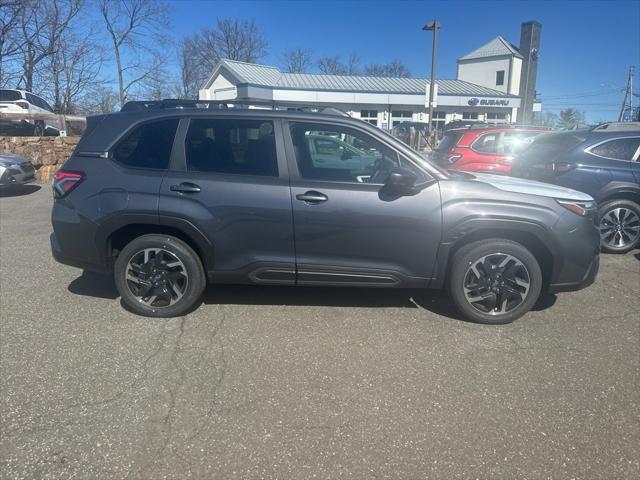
left=423, top=20, right=441, bottom=140
left=618, top=66, right=634, bottom=122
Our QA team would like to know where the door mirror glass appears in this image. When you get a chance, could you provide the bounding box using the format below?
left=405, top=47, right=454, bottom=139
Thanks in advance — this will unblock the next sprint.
left=385, top=167, right=417, bottom=191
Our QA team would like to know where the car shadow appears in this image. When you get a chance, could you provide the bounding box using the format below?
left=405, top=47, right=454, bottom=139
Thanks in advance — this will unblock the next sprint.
left=67, top=271, right=558, bottom=323
left=0, top=184, right=41, bottom=198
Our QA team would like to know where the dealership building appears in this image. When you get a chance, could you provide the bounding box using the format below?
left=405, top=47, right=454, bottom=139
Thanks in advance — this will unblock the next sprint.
left=199, top=22, right=542, bottom=129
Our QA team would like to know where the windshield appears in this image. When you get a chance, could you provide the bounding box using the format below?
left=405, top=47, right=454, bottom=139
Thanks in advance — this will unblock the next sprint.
left=0, top=90, right=22, bottom=101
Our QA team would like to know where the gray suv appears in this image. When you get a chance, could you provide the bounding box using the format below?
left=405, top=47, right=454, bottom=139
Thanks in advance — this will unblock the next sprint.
left=50, top=101, right=600, bottom=324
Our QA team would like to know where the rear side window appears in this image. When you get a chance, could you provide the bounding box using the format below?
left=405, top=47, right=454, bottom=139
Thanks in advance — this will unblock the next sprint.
left=0, top=90, right=22, bottom=101
left=588, top=137, right=640, bottom=161
left=185, top=118, right=278, bottom=177
left=112, top=119, right=179, bottom=169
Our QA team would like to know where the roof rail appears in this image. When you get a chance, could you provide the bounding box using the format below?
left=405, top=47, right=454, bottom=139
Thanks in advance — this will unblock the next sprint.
left=591, top=121, right=640, bottom=132
left=120, top=99, right=352, bottom=117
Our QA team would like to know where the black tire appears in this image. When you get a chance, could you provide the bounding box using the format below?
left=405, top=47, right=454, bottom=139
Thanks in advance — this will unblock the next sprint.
left=448, top=239, right=543, bottom=324
left=114, top=234, right=206, bottom=317
left=597, top=199, right=640, bottom=254
left=33, top=121, right=44, bottom=136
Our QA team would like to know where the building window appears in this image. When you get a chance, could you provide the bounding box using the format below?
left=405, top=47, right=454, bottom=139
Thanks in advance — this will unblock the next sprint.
left=360, top=110, right=378, bottom=126
left=462, top=112, right=479, bottom=120
left=431, top=111, right=447, bottom=131
left=486, top=112, right=507, bottom=123
left=496, top=70, right=505, bottom=86
left=391, top=110, right=413, bottom=127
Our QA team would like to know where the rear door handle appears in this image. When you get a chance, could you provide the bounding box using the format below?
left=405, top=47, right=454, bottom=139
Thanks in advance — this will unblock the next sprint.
left=296, top=191, right=328, bottom=204
left=170, top=182, right=201, bottom=194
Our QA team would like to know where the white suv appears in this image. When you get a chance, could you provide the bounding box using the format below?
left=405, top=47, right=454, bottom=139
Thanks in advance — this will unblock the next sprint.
left=0, top=89, right=59, bottom=136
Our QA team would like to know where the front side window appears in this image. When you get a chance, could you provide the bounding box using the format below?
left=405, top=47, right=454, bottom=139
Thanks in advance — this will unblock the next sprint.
left=185, top=118, right=278, bottom=176
left=289, top=122, right=426, bottom=184
left=112, top=119, right=179, bottom=169
left=588, top=137, right=640, bottom=161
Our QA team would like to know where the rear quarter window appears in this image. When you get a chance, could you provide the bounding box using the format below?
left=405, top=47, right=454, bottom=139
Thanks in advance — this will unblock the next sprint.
left=111, top=119, right=179, bottom=170
left=0, top=90, right=22, bottom=101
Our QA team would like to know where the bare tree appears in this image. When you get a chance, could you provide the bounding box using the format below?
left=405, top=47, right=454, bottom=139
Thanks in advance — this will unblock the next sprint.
left=77, top=85, right=119, bottom=114
left=179, top=17, right=268, bottom=99
left=344, top=53, right=360, bottom=75
left=317, top=54, right=359, bottom=75
left=281, top=47, right=312, bottom=73
left=176, top=36, right=208, bottom=99
left=317, top=56, right=345, bottom=75
left=99, top=0, right=169, bottom=107
left=16, top=0, right=83, bottom=92
left=47, top=28, right=104, bottom=113
left=0, top=0, right=24, bottom=87
left=364, top=60, right=410, bottom=77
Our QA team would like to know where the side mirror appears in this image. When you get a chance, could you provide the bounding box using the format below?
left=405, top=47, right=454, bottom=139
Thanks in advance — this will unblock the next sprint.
left=385, top=167, right=417, bottom=192
left=341, top=149, right=353, bottom=160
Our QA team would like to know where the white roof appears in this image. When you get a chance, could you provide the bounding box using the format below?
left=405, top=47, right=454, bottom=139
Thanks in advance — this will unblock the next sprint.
left=205, top=59, right=517, bottom=98
left=458, top=36, right=523, bottom=61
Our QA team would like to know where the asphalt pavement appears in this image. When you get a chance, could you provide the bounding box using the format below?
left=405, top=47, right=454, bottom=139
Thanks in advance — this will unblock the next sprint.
left=1, top=185, right=638, bottom=479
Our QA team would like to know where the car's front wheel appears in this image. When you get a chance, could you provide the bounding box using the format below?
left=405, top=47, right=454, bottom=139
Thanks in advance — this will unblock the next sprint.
left=114, top=234, right=206, bottom=317
left=449, top=239, right=543, bottom=324
left=598, top=199, right=640, bottom=254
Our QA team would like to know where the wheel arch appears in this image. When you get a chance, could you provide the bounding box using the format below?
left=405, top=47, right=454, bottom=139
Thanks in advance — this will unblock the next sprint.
left=101, top=217, right=214, bottom=278
left=596, top=182, right=640, bottom=205
left=432, top=221, right=559, bottom=290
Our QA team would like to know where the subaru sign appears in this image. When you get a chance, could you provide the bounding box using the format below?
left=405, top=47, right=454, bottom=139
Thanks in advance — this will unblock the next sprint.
left=468, top=97, right=510, bottom=107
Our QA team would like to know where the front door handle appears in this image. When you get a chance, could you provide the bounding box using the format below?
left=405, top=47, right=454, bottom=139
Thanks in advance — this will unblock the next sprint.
left=170, top=182, right=201, bottom=194
left=296, top=191, right=328, bottom=204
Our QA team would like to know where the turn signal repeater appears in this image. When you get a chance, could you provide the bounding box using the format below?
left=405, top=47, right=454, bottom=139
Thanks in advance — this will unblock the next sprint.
left=556, top=199, right=595, bottom=216
left=52, top=170, right=84, bottom=198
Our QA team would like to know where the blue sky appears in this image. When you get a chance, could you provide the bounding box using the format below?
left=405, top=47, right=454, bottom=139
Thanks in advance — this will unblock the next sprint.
left=169, top=0, right=639, bottom=121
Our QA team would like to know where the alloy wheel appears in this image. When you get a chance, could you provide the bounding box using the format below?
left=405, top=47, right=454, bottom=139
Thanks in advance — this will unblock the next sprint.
left=599, top=208, right=640, bottom=249
left=125, top=248, right=188, bottom=308
left=463, top=253, right=531, bottom=316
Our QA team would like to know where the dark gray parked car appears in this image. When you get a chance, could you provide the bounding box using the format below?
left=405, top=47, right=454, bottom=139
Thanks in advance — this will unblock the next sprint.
left=50, top=101, right=600, bottom=324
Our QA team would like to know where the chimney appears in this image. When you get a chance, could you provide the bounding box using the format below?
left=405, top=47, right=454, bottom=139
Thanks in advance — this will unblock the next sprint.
left=518, top=21, right=542, bottom=124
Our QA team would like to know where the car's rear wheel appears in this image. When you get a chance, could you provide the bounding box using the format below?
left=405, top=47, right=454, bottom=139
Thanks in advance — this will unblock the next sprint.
left=33, top=121, right=44, bottom=136
left=598, top=199, right=640, bottom=254
left=449, top=239, right=542, bottom=324
left=114, top=234, right=206, bottom=317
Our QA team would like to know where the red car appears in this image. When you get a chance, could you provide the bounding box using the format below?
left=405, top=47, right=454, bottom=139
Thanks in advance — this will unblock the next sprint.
left=432, top=126, right=551, bottom=174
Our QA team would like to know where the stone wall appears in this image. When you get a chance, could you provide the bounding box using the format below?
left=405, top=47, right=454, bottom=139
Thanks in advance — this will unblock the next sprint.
left=0, top=136, right=80, bottom=182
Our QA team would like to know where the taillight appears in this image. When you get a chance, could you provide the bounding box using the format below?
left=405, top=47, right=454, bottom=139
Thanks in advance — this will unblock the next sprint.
left=554, top=162, right=576, bottom=174
left=15, top=101, right=29, bottom=109
left=52, top=170, right=84, bottom=198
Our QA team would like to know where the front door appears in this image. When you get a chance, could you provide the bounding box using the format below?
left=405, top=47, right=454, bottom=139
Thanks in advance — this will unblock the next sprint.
left=159, top=117, right=295, bottom=284
left=284, top=120, right=442, bottom=287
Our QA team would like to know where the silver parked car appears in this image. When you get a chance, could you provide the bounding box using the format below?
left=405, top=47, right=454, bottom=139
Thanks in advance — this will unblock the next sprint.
left=0, top=153, right=36, bottom=187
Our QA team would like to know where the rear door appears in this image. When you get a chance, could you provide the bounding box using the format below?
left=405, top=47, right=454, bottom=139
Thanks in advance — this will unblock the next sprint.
left=158, top=116, right=295, bottom=284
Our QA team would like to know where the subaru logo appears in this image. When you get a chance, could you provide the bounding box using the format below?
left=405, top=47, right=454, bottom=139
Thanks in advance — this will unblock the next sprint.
left=468, top=97, right=479, bottom=106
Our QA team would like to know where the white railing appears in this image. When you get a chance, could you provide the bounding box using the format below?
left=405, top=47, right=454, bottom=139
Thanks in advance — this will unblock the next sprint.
left=0, top=112, right=86, bottom=136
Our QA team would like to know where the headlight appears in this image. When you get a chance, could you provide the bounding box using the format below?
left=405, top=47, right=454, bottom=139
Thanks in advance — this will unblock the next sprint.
left=556, top=199, right=595, bottom=216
